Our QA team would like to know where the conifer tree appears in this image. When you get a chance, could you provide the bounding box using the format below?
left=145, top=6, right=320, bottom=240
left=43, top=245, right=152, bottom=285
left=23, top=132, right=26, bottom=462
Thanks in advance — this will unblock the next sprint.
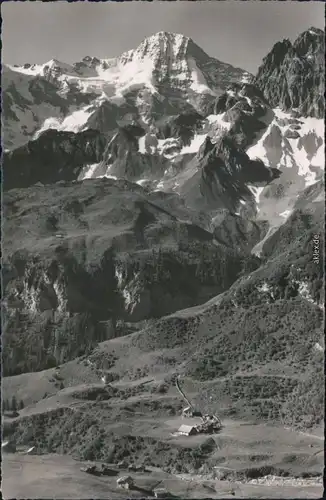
left=11, top=395, right=17, bottom=411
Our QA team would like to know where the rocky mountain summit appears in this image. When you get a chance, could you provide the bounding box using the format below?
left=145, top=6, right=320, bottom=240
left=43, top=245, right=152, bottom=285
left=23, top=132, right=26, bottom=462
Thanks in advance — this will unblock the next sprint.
left=254, top=27, right=324, bottom=118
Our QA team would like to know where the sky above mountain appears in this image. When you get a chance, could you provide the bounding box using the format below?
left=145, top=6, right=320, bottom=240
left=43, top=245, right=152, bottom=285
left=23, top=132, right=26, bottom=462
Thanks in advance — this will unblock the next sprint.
left=2, top=1, right=324, bottom=73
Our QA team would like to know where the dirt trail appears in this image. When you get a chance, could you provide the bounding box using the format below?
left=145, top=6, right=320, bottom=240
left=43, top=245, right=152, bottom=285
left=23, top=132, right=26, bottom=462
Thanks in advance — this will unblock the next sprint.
left=176, top=472, right=322, bottom=488
left=297, top=432, right=323, bottom=441
left=247, top=475, right=323, bottom=487
left=284, top=427, right=324, bottom=441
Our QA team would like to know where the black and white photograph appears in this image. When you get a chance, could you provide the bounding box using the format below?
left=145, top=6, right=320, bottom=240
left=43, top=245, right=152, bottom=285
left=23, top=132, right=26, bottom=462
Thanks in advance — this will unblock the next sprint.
left=1, top=1, right=325, bottom=498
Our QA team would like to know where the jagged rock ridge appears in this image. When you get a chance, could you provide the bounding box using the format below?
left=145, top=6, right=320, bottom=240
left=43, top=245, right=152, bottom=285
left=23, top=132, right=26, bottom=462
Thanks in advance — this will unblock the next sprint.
left=254, top=28, right=325, bottom=118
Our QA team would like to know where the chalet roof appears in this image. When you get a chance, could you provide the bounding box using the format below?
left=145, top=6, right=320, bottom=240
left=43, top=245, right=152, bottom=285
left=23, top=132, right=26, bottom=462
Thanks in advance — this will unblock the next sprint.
left=25, top=446, right=36, bottom=454
left=117, top=475, right=133, bottom=483
left=178, top=424, right=197, bottom=434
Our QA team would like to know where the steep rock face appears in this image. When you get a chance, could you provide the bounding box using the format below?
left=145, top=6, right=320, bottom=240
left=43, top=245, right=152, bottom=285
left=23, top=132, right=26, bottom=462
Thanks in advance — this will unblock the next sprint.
left=80, top=99, right=139, bottom=136
left=2, top=65, right=102, bottom=150
left=2, top=68, right=65, bottom=150
left=3, top=129, right=107, bottom=190
left=118, top=32, right=250, bottom=94
left=211, top=211, right=268, bottom=253
left=211, top=83, right=269, bottom=116
left=2, top=179, right=260, bottom=375
left=254, top=28, right=325, bottom=117
left=81, top=125, right=168, bottom=181
left=180, top=135, right=280, bottom=213
left=73, top=56, right=101, bottom=73
left=234, top=206, right=324, bottom=313
left=155, top=111, right=204, bottom=141
left=218, top=83, right=270, bottom=148
left=261, top=180, right=324, bottom=260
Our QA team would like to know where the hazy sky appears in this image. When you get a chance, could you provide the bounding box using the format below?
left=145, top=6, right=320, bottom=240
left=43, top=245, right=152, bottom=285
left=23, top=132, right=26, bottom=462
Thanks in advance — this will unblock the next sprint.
left=2, top=1, right=325, bottom=73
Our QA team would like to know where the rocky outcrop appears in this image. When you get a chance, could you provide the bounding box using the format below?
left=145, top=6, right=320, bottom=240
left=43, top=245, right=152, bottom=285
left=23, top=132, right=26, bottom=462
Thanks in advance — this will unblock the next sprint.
left=73, top=56, right=101, bottom=76
left=211, top=212, right=268, bottom=253
left=261, top=180, right=324, bottom=259
left=87, top=124, right=168, bottom=181
left=2, top=67, right=66, bottom=150
left=181, top=135, right=280, bottom=213
left=156, top=112, right=204, bottom=142
left=84, top=100, right=140, bottom=136
left=254, top=28, right=325, bottom=117
left=211, top=83, right=268, bottom=115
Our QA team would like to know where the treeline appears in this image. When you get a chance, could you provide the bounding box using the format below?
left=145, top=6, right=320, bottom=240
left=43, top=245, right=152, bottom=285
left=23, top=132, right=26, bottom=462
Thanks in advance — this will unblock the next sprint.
left=2, top=310, right=108, bottom=376
left=116, top=241, right=258, bottom=296
left=2, top=396, right=24, bottom=412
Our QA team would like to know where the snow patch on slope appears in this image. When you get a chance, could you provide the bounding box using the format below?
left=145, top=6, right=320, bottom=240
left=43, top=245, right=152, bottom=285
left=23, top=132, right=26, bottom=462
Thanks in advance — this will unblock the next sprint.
left=82, top=163, right=101, bottom=179
left=180, top=133, right=208, bottom=154
left=314, top=343, right=324, bottom=352
left=188, top=57, right=215, bottom=95
left=207, top=112, right=232, bottom=131
left=246, top=125, right=271, bottom=165
left=247, top=185, right=265, bottom=211
left=136, top=179, right=150, bottom=186
left=9, top=59, right=77, bottom=78
left=139, top=129, right=206, bottom=160
left=60, top=107, right=94, bottom=132
left=251, top=226, right=279, bottom=257
left=96, top=55, right=158, bottom=98
left=33, top=105, right=94, bottom=138
left=34, top=117, right=62, bottom=138
left=8, top=64, right=45, bottom=76
left=279, top=209, right=292, bottom=219
left=138, top=136, right=147, bottom=155
left=287, top=117, right=324, bottom=186
left=247, top=109, right=324, bottom=188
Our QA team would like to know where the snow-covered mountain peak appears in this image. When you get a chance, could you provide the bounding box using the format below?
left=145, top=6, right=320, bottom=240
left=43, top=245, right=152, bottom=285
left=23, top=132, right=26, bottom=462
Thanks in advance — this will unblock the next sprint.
left=120, top=31, right=191, bottom=64
left=8, top=58, right=77, bottom=79
left=116, top=31, right=202, bottom=90
left=112, top=30, right=238, bottom=98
